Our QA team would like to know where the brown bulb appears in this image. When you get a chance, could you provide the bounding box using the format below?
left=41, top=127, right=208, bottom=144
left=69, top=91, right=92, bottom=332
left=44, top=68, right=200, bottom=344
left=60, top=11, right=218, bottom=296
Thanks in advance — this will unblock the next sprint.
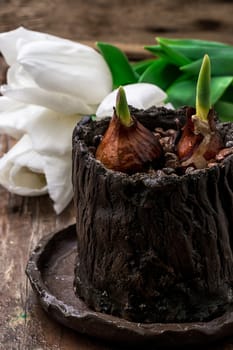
left=177, top=107, right=203, bottom=162
left=177, top=107, right=223, bottom=169
left=96, top=111, right=163, bottom=174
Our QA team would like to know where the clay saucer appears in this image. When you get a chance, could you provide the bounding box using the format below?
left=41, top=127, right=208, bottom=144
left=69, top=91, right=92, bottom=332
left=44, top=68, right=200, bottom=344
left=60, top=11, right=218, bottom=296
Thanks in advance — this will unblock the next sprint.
left=25, top=224, right=233, bottom=347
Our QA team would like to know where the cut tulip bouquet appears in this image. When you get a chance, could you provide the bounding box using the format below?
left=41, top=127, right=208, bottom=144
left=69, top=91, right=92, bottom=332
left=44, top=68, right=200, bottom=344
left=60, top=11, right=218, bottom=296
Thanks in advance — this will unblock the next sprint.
left=0, top=27, right=169, bottom=213
left=0, top=27, right=232, bottom=214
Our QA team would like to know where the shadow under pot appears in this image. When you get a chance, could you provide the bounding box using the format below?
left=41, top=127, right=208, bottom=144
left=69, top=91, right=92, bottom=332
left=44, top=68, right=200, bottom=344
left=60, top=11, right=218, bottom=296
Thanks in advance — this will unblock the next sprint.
left=72, top=107, right=233, bottom=324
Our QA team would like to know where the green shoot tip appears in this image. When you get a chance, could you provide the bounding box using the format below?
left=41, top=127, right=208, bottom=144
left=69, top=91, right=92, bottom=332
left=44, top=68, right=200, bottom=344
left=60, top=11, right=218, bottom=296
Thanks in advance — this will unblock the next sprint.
left=115, top=86, right=132, bottom=127
left=196, top=54, right=211, bottom=121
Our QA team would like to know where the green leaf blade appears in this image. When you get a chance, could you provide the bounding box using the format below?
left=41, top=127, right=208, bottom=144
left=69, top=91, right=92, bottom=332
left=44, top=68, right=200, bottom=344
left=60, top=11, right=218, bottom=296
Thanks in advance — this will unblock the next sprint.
left=96, top=42, right=139, bottom=89
left=132, top=58, right=155, bottom=75
left=181, top=55, right=233, bottom=76
left=166, top=79, right=196, bottom=108
left=215, top=100, right=233, bottom=122
left=211, top=77, right=233, bottom=105
left=139, top=58, right=180, bottom=90
left=145, top=42, right=191, bottom=67
left=157, top=37, right=230, bottom=48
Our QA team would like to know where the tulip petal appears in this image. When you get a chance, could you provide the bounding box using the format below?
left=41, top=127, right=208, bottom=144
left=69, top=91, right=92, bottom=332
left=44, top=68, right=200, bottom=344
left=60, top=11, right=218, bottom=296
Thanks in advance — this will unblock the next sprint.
left=43, top=153, right=73, bottom=214
left=0, top=27, right=32, bottom=65
left=165, top=102, right=174, bottom=109
left=0, top=96, right=48, bottom=139
left=0, top=95, right=82, bottom=154
left=18, top=40, right=112, bottom=104
left=6, top=62, right=37, bottom=87
left=0, top=27, right=112, bottom=114
left=0, top=97, right=25, bottom=138
left=26, top=112, right=82, bottom=155
left=96, top=83, right=167, bottom=118
left=1, top=84, right=97, bottom=115
left=0, top=134, right=48, bottom=196
left=0, top=26, right=115, bottom=214
left=0, top=26, right=75, bottom=65
left=3, top=57, right=100, bottom=115
left=0, top=134, right=73, bottom=213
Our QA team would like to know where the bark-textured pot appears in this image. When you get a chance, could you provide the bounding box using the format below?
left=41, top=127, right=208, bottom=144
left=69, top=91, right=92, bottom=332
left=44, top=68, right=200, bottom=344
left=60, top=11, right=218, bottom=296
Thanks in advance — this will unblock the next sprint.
left=72, top=107, right=233, bottom=323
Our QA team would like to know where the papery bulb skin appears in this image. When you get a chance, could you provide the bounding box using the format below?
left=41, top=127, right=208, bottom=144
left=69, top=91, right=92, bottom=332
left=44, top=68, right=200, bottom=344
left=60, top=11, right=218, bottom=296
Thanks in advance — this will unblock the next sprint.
left=176, top=107, right=203, bottom=162
left=95, top=111, right=163, bottom=174
left=177, top=107, right=223, bottom=169
left=177, top=54, right=223, bottom=169
left=203, top=109, right=224, bottom=161
left=95, top=86, right=163, bottom=174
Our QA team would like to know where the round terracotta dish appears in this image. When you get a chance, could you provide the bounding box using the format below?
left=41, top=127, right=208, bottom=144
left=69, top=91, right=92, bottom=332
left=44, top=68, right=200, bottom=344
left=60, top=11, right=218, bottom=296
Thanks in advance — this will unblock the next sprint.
left=26, top=224, right=233, bottom=347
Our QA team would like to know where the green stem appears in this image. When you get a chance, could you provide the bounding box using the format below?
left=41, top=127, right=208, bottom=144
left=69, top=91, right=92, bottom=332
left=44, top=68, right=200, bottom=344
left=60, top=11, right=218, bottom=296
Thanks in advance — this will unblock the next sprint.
left=115, top=86, right=133, bottom=127
left=196, top=54, right=211, bottom=121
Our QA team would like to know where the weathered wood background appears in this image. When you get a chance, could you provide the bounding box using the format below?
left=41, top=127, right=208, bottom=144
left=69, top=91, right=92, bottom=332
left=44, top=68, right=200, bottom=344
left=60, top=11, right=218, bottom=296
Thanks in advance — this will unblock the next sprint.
left=1, top=0, right=233, bottom=349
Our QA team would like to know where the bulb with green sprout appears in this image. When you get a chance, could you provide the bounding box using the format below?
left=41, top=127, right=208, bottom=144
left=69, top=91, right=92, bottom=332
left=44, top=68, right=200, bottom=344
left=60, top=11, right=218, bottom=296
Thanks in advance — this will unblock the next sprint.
left=177, top=54, right=223, bottom=169
left=95, top=86, right=163, bottom=174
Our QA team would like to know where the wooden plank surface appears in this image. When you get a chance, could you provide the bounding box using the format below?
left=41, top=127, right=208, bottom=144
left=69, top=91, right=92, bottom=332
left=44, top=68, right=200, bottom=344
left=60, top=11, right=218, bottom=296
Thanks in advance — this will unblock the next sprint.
left=0, top=0, right=233, bottom=46
left=1, top=0, right=233, bottom=348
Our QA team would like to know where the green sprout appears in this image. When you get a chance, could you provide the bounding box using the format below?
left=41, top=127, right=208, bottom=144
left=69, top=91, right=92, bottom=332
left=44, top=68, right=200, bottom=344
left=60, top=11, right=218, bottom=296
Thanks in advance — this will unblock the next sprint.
left=196, top=54, right=211, bottom=121
left=115, top=86, right=133, bottom=127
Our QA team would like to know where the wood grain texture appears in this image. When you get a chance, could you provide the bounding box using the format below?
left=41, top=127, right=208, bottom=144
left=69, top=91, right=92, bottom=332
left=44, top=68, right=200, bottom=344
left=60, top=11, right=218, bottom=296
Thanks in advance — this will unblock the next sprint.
left=0, top=0, right=233, bottom=46
left=1, top=0, right=233, bottom=348
left=1, top=181, right=233, bottom=350
left=73, top=113, right=233, bottom=325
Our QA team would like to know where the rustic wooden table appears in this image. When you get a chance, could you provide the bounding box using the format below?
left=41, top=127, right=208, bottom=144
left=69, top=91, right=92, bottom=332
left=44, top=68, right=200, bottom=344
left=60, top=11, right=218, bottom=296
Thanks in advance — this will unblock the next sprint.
left=1, top=0, right=233, bottom=349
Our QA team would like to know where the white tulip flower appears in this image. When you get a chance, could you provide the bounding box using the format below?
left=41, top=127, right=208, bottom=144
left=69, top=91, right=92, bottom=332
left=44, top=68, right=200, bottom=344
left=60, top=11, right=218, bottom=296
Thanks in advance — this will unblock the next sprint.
left=96, top=83, right=173, bottom=119
left=0, top=27, right=112, bottom=214
left=0, top=27, right=112, bottom=114
left=0, top=134, right=48, bottom=196
left=0, top=134, right=72, bottom=213
left=0, top=28, right=171, bottom=215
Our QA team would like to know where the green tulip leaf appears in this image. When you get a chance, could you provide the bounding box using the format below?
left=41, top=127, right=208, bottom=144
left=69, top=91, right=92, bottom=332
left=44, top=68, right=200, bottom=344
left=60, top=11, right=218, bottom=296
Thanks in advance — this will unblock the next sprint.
left=158, top=45, right=233, bottom=61
left=144, top=44, right=164, bottom=57
left=132, top=58, right=155, bottom=75
left=158, top=41, right=191, bottom=66
left=166, top=79, right=196, bottom=108
left=166, top=76, right=233, bottom=111
left=211, top=77, right=233, bottom=105
left=157, top=37, right=230, bottom=48
left=139, top=58, right=180, bottom=90
left=214, top=100, right=233, bottom=122
left=145, top=43, right=191, bottom=67
left=97, top=37, right=233, bottom=122
left=181, top=55, right=233, bottom=76
left=96, top=42, right=139, bottom=88
left=219, top=83, right=233, bottom=102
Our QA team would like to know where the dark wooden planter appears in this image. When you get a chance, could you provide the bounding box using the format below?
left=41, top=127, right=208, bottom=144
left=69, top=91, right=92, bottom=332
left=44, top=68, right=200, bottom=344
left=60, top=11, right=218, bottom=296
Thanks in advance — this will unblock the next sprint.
left=72, top=108, right=233, bottom=323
